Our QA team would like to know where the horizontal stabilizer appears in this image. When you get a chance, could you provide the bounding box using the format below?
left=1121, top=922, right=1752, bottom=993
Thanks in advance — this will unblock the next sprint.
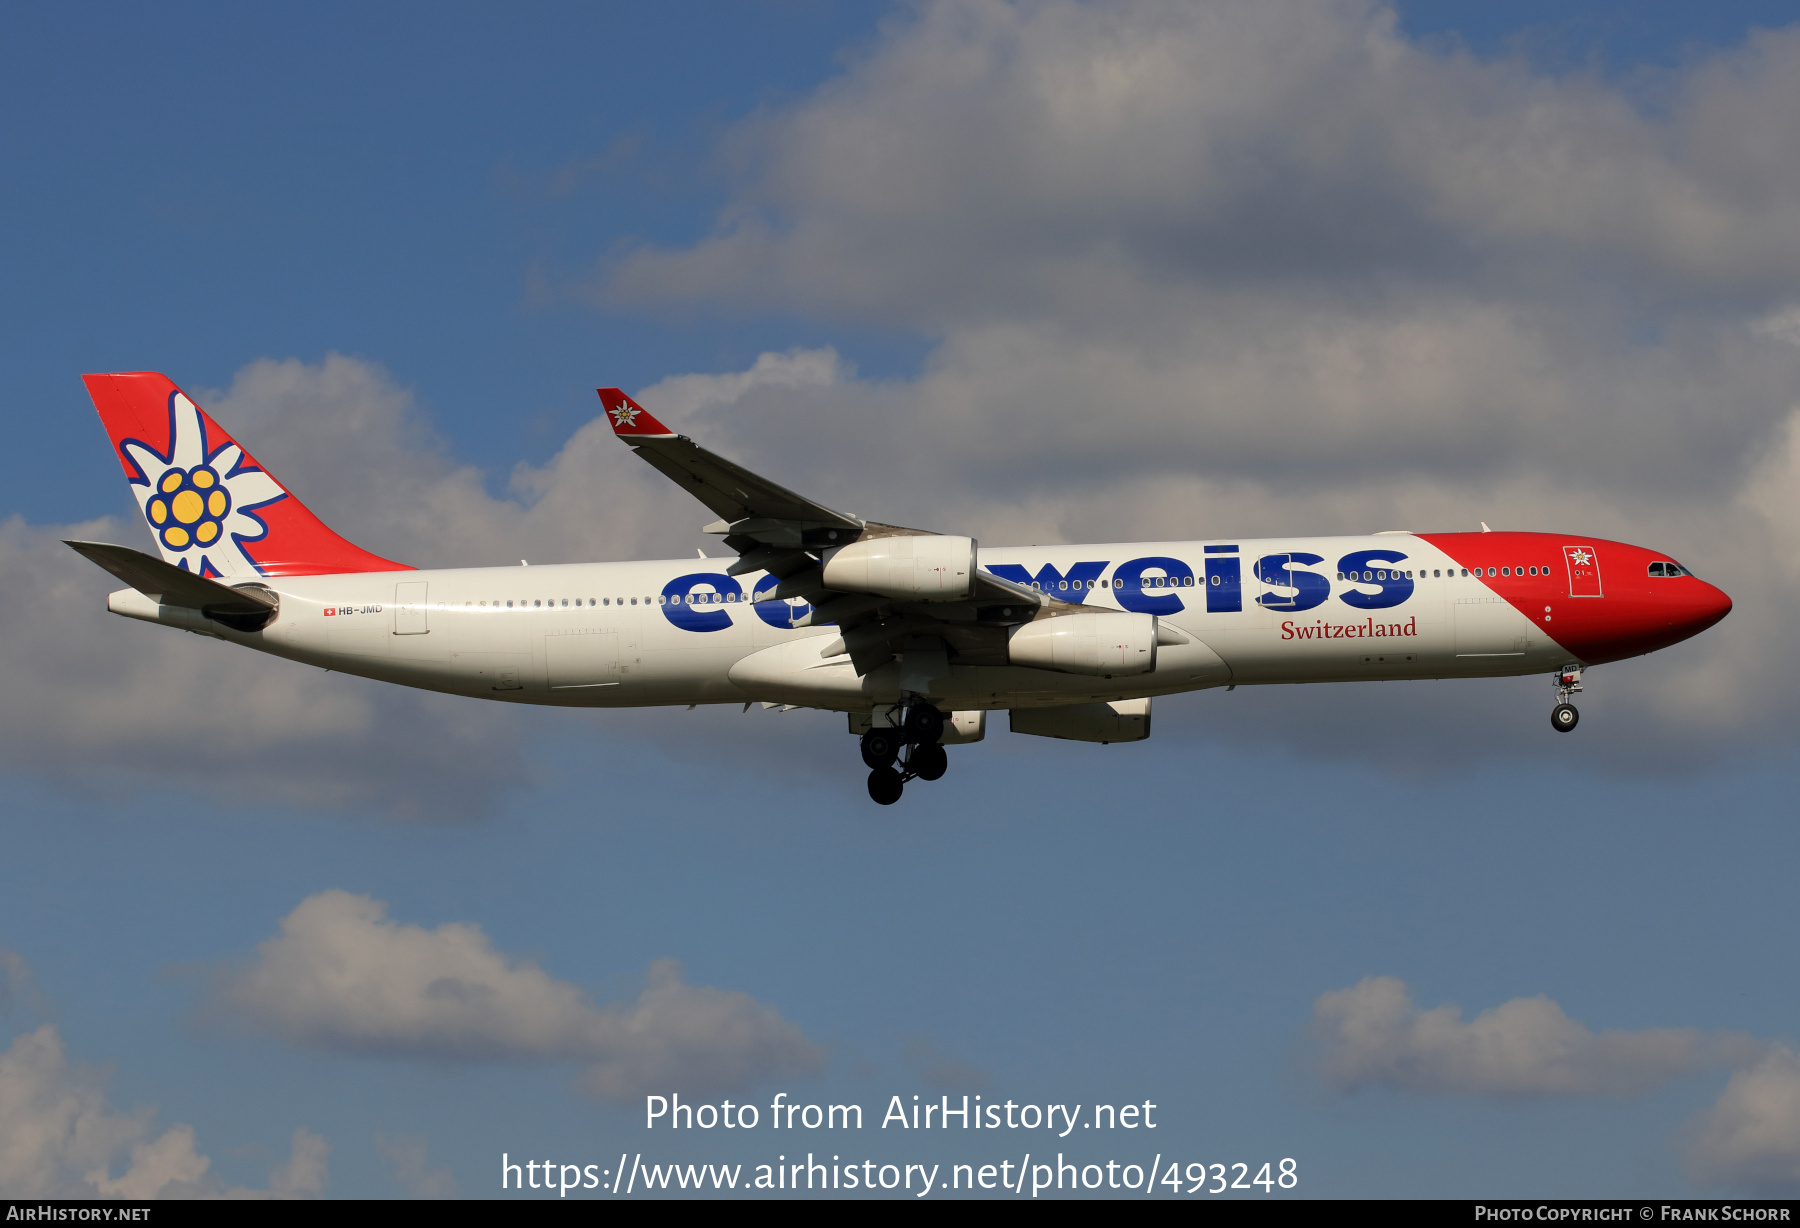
left=65, top=539, right=276, bottom=617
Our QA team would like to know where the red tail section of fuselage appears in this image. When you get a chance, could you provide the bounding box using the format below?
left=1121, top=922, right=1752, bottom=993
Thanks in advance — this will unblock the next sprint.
left=83, top=372, right=408, bottom=578
left=1420, top=531, right=1731, bottom=665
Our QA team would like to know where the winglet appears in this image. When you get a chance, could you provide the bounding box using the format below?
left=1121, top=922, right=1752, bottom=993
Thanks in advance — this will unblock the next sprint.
left=597, top=388, right=677, bottom=438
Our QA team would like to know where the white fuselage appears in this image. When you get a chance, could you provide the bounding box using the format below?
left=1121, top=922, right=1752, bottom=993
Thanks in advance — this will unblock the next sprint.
left=110, top=535, right=1561, bottom=712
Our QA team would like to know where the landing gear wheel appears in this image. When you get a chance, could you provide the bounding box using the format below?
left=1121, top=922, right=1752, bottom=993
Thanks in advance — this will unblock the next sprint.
left=904, top=705, right=945, bottom=745
left=1551, top=703, right=1579, bottom=733
left=867, top=766, right=904, bottom=805
left=910, top=742, right=947, bottom=781
left=860, top=728, right=902, bottom=769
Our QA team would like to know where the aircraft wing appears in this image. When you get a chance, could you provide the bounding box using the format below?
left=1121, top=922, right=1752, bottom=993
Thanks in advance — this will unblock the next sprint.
left=597, top=390, right=863, bottom=533
left=597, top=388, right=1082, bottom=677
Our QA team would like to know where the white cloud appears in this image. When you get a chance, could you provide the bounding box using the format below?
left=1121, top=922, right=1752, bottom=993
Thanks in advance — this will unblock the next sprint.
left=1312, top=976, right=1761, bottom=1097
left=0, top=949, right=42, bottom=1018
left=18, top=3, right=1800, bottom=802
left=15, top=349, right=898, bottom=815
left=207, top=891, right=824, bottom=1101
left=612, top=1, right=1800, bottom=316
left=0, top=1016, right=326, bottom=1199
left=375, top=1134, right=459, bottom=1200
left=581, top=0, right=1800, bottom=769
left=1684, top=1046, right=1800, bottom=1192
left=202, top=353, right=707, bottom=570
left=0, top=509, right=529, bottom=818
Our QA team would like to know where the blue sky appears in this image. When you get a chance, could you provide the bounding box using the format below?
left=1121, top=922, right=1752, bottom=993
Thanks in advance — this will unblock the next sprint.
left=4, top=0, right=1800, bottom=1200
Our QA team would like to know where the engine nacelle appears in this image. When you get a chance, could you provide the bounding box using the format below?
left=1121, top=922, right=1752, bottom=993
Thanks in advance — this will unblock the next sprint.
left=1010, top=698, right=1151, bottom=743
left=821, top=535, right=975, bottom=601
left=1007, top=612, right=1157, bottom=676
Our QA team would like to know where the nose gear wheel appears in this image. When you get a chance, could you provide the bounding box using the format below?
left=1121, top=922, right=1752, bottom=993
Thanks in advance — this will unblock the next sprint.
left=1550, top=666, right=1583, bottom=734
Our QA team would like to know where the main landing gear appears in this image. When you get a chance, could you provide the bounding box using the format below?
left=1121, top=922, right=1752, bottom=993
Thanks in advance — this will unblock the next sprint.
left=862, top=703, right=949, bottom=805
left=1551, top=665, right=1583, bottom=733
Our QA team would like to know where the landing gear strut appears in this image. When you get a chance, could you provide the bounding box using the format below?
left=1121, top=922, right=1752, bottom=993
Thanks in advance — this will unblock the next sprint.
left=863, top=703, right=949, bottom=804
left=1551, top=666, right=1583, bottom=733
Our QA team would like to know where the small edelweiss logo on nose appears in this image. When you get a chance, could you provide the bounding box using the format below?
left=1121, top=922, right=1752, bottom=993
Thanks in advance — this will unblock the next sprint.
left=145, top=464, right=231, bottom=552
left=609, top=404, right=640, bottom=427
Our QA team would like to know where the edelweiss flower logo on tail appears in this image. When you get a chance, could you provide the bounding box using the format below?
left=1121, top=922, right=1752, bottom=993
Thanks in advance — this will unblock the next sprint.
left=122, top=394, right=287, bottom=577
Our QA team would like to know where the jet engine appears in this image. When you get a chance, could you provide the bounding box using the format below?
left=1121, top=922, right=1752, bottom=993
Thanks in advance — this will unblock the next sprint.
left=1007, top=612, right=1157, bottom=676
left=820, top=535, right=976, bottom=601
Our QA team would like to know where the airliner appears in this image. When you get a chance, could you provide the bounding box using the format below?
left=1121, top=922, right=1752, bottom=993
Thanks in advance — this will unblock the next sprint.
left=70, top=373, right=1733, bottom=804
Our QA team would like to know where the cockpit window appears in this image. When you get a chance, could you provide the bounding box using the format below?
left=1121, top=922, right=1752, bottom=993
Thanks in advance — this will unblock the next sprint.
left=1648, top=561, right=1693, bottom=578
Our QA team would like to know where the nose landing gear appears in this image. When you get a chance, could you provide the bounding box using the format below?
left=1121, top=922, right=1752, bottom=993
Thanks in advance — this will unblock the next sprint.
left=862, top=702, right=949, bottom=804
left=1551, top=666, right=1583, bottom=733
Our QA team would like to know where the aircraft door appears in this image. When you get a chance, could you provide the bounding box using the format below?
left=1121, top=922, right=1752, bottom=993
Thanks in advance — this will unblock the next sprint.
left=1255, top=554, right=1293, bottom=609
left=1563, top=545, right=1603, bottom=597
left=393, top=581, right=428, bottom=634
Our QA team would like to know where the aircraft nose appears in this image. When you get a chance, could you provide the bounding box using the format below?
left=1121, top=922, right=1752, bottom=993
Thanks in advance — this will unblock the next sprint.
left=1686, top=581, right=1732, bottom=634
